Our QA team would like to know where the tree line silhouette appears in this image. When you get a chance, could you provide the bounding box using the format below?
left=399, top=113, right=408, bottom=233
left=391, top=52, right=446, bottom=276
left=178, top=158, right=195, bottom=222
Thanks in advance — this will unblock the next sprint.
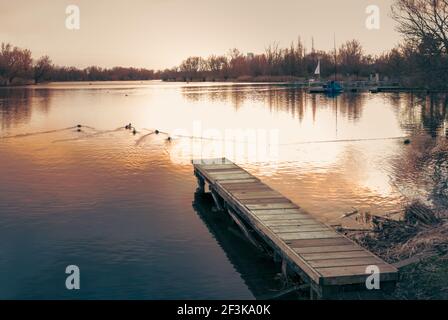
left=1, top=0, right=447, bottom=89
left=0, top=43, right=156, bottom=85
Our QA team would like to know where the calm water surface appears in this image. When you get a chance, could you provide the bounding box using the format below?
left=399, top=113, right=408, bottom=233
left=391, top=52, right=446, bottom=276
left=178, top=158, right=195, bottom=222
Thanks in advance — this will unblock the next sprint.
left=0, top=81, right=446, bottom=299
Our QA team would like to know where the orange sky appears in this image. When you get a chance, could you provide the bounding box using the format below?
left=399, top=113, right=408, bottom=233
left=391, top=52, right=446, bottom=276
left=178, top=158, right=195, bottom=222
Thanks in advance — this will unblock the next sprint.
left=0, top=0, right=401, bottom=69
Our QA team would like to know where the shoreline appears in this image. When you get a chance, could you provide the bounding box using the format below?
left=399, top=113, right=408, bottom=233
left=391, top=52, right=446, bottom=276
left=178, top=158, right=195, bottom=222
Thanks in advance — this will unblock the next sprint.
left=5, top=81, right=447, bottom=94
left=2, top=79, right=447, bottom=94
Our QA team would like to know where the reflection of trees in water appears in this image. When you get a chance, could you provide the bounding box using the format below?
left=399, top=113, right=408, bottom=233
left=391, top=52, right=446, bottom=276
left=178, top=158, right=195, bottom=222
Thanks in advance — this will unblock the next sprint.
left=387, top=93, right=448, bottom=137
left=336, top=93, right=365, bottom=121
left=420, top=95, right=448, bottom=138
left=432, top=146, right=448, bottom=208
left=392, top=93, right=422, bottom=133
left=385, top=92, right=403, bottom=109
left=391, top=135, right=448, bottom=210
left=265, top=88, right=306, bottom=121
left=0, top=89, right=32, bottom=129
left=182, top=85, right=249, bottom=110
left=182, top=86, right=370, bottom=123
left=0, top=89, right=52, bottom=130
left=388, top=94, right=447, bottom=209
left=259, top=89, right=366, bottom=123
left=182, top=87, right=448, bottom=136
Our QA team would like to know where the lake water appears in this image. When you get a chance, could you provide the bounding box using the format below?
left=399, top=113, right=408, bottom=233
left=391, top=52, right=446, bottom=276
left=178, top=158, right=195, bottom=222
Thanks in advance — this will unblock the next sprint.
left=0, top=81, right=446, bottom=299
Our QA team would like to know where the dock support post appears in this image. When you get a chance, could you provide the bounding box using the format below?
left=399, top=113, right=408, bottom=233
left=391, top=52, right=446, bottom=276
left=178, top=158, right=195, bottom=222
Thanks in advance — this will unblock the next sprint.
left=195, top=173, right=205, bottom=194
left=227, top=208, right=263, bottom=250
left=310, top=284, right=319, bottom=300
left=281, top=258, right=290, bottom=284
left=210, top=189, right=223, bottom=211
left=273, top=252, right=281, bottom=263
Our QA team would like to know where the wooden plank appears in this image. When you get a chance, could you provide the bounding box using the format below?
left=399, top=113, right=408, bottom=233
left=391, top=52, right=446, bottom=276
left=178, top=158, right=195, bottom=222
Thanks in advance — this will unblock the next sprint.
left=250, top=209, right=310, bottom=216
left=235, top=194, right=286, bottom=200
left=232, top=191, right=282, bottom=198
left=216, top=181, right=264, bottom=187
left=197, top=158, right=234, bottom=165
left=211, top=174, right=254, bottom=180
left=224, top=188, right=274, bottom=194
left=286, top=238, right=353, bottom=248
left=263, top=219, right=323, bottom=226
left=249, top=208, right=307, bottom=215
left=218, top=179, right=259, bottom=184
left=255, top=214, right=312, bottom=221
left=270, top=225, right=329, bottom=233
left=302, top=251, right=373, bottom=261
left=197, top=163, right=234, bottom=168
left=246, top=203, right=298, bottom=210
left=222, top=180, right=265, bottom=185
left=231, top=189, right=278, bottom=194
left=207, top=169, right=247, bottom=175
left=204, top=165, right=242, bottom=170
left=294, top=245, right=365, bottom=254
left=309, top=257, right=383, bottom=268
left=224, top=185, right=272, bottom=192
left=228, top=189, right=276, bottom=195
left=317, top=265, right=398, bottom=285
left=224, top=187, right=272, bottom=193
left=279, top=231, right=341, bottom=241
left=235, top=193, right=284, bottom=200
left=241, top=198, right=292, bottom=205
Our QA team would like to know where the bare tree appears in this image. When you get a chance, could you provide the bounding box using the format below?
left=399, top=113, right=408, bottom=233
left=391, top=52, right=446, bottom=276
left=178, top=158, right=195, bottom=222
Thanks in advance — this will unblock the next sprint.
left=0, top=43, right=33, bottom=84
left=179, top=57, right=203, bottom=80
left=33, top=55, right=53, bottom=83
left=392, top=0, right=448, bottom=54
left=207, top=55, right=228, bottom=73
left=264, top=43, right=282, bottom=75
left=338, top=40, right=365, bottom=77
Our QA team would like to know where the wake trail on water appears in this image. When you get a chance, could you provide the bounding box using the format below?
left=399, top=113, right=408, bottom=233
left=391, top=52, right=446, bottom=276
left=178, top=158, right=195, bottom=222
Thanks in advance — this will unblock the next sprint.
left=153, top=133, right=411, bottom=146
left=0, top=126, right=80, bottom=140
left=279, top=136, right=411, bottom=146
left=135, top=131, right=155, bottom=146
left=52, top=126, right=126, bottom=143
left=2, top=123, right=412, bottom=148
left=135, top=129, right=173, bottom=146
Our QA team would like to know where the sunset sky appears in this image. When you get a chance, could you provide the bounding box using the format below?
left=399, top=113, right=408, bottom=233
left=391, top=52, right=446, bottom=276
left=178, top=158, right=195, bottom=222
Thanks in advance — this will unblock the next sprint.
left=0, top=0, right=401, bottom=69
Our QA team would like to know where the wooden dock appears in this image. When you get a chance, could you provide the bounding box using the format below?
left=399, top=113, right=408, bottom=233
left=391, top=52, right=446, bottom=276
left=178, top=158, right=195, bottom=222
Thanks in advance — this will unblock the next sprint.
left=193, top=158, right=398, bottom=298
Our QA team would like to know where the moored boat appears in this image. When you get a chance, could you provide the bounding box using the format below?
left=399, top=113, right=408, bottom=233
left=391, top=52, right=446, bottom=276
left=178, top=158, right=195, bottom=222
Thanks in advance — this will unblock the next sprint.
left=308, top=80, right=343, bottom=94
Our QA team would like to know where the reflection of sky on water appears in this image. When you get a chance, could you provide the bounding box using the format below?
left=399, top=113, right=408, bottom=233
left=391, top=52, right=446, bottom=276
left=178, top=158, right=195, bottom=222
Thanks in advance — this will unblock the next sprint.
left=1, top=82, right=446, bottom=223
left=0, top=82, right=446, bottom=298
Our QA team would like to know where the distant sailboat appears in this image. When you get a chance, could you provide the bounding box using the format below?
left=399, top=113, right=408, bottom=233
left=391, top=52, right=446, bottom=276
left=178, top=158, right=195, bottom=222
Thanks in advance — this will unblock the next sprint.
left=308, top=60, right=343, bottom=94
left=309, top=37, right=343, bottom=95
left=309, top=59, right=325, bottom=92
left=314, top=59, right=321, bottom=78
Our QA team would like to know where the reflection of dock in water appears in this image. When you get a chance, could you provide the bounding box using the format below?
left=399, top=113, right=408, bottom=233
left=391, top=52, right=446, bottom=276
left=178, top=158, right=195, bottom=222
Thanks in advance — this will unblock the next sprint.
left=192, top=192, right=305, bottom=300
